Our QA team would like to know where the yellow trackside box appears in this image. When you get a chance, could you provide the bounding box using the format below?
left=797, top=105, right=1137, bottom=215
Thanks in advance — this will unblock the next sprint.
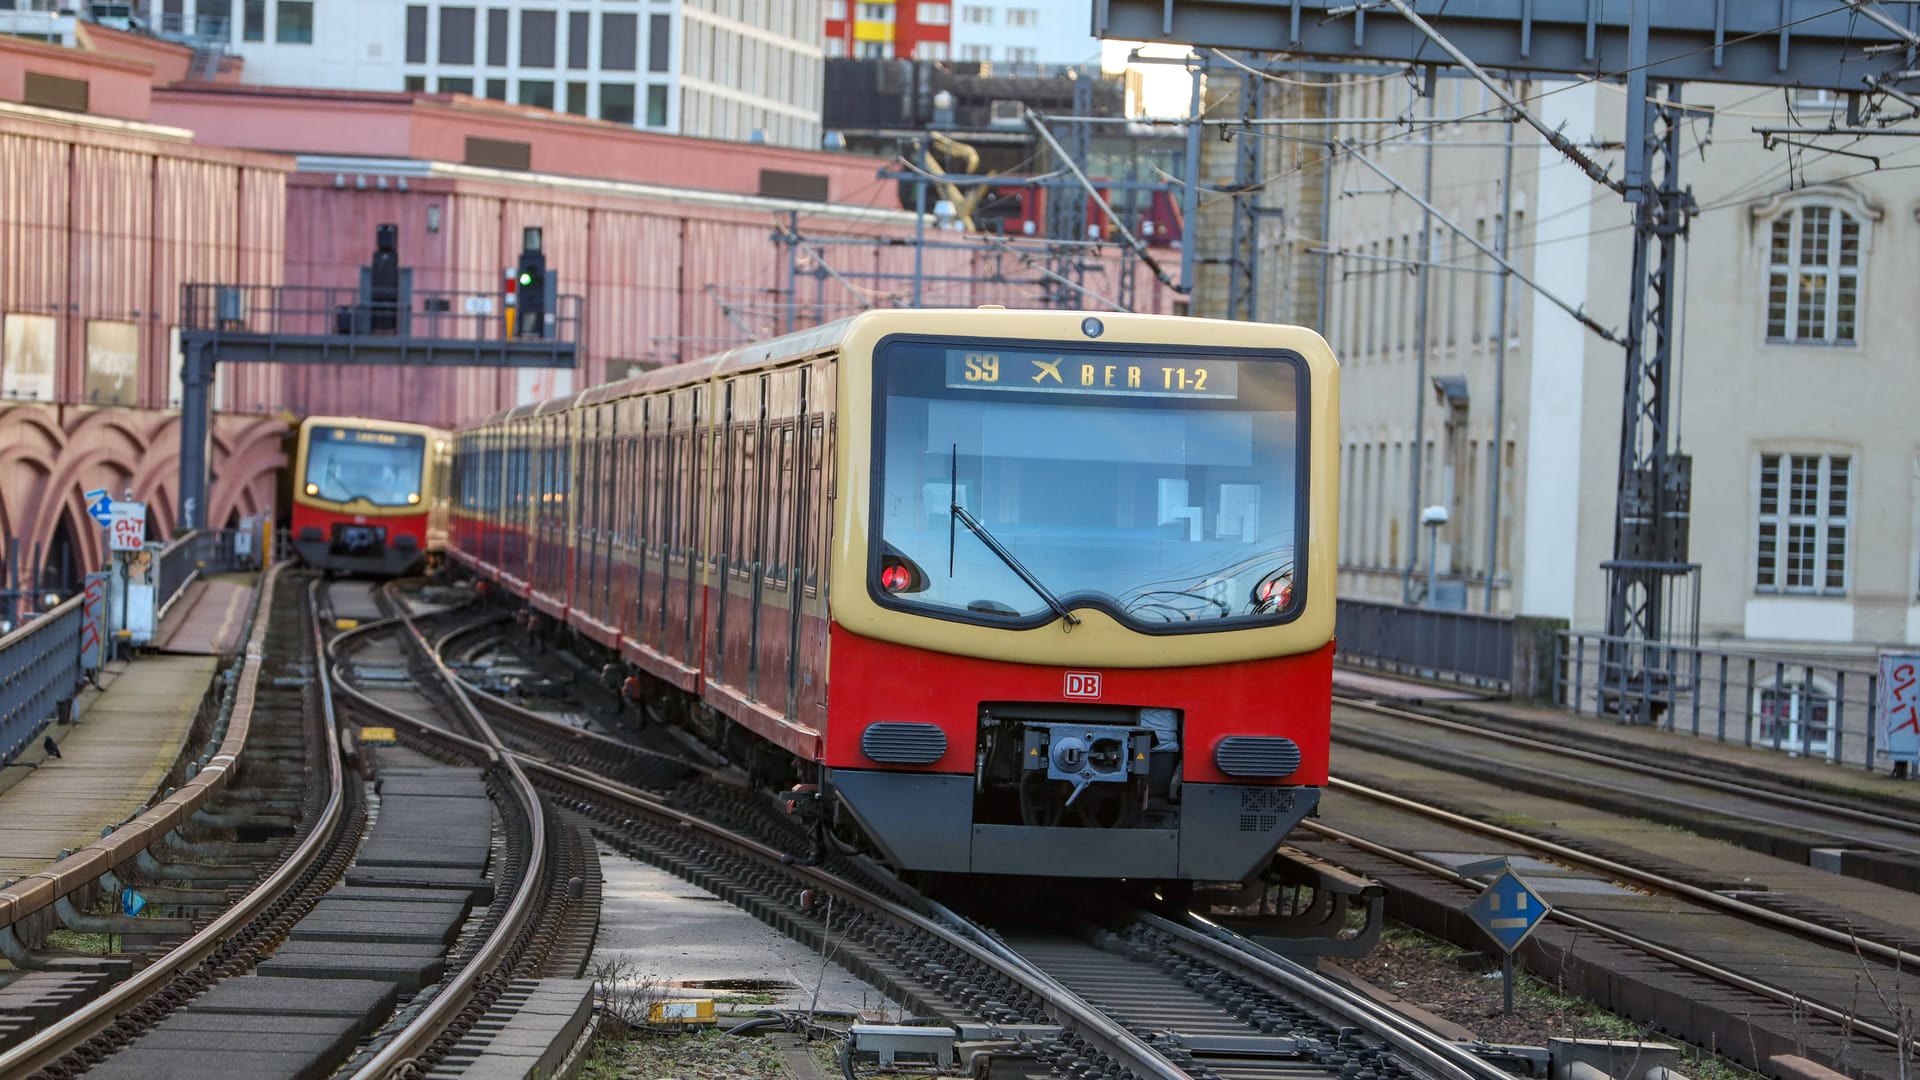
left=358, top=726, right=397, bottom=745
left=647, top=999, right=716, bottom=1026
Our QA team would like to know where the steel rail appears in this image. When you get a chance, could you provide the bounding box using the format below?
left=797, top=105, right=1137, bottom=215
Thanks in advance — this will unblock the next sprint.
left=1331, top=701, right=1920, bottom=857
left=0, top=568, right=346, bottom=1077
left=1333, top=693, right=1920, bottom=834
left=1142, top=910, right=1515, bottom=1080
left=1324, top=777, right=1920, bottom=973
left=1304, top=820, right=1914, bottom=1051
left=515, top=752, right=1196, bottom=1080
left=339, top=587, right=549, bottom=1080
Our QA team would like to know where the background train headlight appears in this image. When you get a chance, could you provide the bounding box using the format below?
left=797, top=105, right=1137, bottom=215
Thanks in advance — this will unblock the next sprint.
left=304, top=482, right=319, bottom=495
left=407, top=492, right=421, bottom=505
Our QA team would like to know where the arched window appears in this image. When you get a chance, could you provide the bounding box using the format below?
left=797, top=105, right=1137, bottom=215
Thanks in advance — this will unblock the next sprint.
left=1762, top=201, right=1867, bottom=345
left=1751, top=671, right=1834, bottom=759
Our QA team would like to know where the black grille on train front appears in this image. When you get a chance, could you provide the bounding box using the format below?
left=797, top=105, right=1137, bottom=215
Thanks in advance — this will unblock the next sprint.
left=1214, top=735, right=1302, bottom=779
left=860, top=722, right=948, bottom=765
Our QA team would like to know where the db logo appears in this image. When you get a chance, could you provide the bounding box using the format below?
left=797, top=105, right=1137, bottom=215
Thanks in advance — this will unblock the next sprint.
left=1063, top=671, right=1102, bottom=699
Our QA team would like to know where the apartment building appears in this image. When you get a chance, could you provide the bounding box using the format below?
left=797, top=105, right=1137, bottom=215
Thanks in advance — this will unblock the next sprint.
left=154, top=0, right=824, bottom=146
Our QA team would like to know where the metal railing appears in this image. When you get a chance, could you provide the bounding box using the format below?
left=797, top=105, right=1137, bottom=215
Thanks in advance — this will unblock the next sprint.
left=0, top=597, right=84, bottom=768
left=179, top=283, right=583, bottom=351
left=1556, top=630, right=1883, bottom=769
left=155, top=528, right=258, bottom=625
left=1334, top=597, right=1513, bottom=690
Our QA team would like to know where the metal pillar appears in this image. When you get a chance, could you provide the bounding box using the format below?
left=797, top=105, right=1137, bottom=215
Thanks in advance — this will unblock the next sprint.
left=178, top=338, right=216, bottom=533
left=1601, top=81, right=1696, bottom=722
left=1226, top=55, right=1262, bottom=321
left=1401, top=90, right=1437, bottom=605
left=1179, top=63, right=1204, bottom=305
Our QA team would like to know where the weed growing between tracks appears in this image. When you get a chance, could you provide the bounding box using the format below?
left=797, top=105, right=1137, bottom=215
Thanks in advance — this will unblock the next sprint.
left=1345, top=924, right=1761, bottom=1080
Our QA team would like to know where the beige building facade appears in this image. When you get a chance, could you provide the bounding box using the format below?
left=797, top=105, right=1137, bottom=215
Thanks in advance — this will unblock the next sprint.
left=1247, top=69, right=1920, bottom=651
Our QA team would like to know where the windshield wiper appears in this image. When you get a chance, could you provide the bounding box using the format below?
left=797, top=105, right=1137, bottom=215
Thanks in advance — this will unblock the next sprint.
left=950, top=501, right=1081, bottom=627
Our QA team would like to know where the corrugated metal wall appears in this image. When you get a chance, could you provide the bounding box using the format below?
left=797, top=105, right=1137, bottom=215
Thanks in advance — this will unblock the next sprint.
left=0, top=114, right=289, bottom=416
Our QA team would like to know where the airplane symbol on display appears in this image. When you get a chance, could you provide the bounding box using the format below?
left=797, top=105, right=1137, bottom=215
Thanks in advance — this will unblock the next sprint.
left=1030, top=359, right=1063, bottom=384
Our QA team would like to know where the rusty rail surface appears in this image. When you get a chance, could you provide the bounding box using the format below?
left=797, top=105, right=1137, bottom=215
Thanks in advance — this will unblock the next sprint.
left=0, top=561, right=278, bottom=930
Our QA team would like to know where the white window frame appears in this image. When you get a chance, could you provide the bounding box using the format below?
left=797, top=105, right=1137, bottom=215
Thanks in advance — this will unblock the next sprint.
left=1766, top=205, right=1860, bottom=345
left=1006, top=6, right=1036, bottom=26
left=1754, top=451, right=1852, bottom=596
left=827, top=0, right=848, bottom=18
left=961, top=4, right=992, bottom=23
left=916, top=2, right=950, bottom=24
left=855, top=2, right=895, bottom=22
left=915, top=39, right=949, bottom=59
left=959, top=42, right=989, bottom=60
left=1751, top=189, right=1879, bottom=348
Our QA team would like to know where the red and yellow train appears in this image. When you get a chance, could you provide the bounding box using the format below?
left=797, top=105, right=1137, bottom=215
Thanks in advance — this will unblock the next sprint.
left=292, top=416, right=451, bottom=576
left=449, top=309, right=1339, bottom=884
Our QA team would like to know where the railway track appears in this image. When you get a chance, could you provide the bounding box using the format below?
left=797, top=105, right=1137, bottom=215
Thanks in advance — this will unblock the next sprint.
left=1331, top=693, right=1920, bottom=880
left=0, top=567, right=360, bottom=1079
left=1304, top=772, right=1920, bottom=1076
left=378, top=586, right=1524, bottom=1080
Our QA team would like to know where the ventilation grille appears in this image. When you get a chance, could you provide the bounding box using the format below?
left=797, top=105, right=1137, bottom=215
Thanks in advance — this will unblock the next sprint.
left=860, top=722, right=948, bottom=765
left=1215, top=736, right=1302, bottom=779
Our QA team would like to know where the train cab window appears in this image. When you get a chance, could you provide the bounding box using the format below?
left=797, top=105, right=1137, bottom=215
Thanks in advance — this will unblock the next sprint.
left=304, top=428, right=427, bottom=507
left=871, top=339, right=1308, bottom=630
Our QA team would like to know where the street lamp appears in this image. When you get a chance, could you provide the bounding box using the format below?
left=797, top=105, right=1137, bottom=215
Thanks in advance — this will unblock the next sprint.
left=1421, top=504, right=1449, bottom=608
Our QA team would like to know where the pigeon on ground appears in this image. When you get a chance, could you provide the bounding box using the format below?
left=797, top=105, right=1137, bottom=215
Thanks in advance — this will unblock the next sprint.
left=42, top=736, right=62, bottom=760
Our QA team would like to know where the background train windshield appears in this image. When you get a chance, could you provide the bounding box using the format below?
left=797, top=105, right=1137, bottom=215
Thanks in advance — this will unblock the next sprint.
left=874, top=340, right=1305, bottom=629
left=305, top=428, right=427, bottom=507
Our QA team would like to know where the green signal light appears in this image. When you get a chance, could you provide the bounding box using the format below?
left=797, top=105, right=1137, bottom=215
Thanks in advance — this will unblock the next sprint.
left=518, top=273, right=533, bottom=285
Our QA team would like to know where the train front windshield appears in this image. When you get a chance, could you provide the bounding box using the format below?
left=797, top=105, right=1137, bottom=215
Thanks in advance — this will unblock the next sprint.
left=304, top=428, right=427, bottom=508
left=872, top=339, right=1308, bottom=630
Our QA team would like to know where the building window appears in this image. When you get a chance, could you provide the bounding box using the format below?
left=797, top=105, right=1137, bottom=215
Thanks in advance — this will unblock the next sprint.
left=961, top=4, right=990, bottom=22
left=2, top=313, right=57, bottom=402
left=648, top=13, right=670, bottom=72
left=601, top=82, right=636, bottom=124
left=439, top=6, right=475, bottom=63
left=405, top=74, right=427, bottom=91
left=1006, top=45, right=1035, bottom=62
left=406, top=6, right=427, bottom=61
left=439, top=76, right=473, bottom=94
left=1767, top=205, right=1861, bottom=345
left=916, top=39, right=948, bottom=59
left=917, top=2, right=949, bottom=22
left=521, top=9, right=556, bottom=67
left=485, top=77, right=507, bottom=100
left=1752, top=674, right=1834, bottom=757
left=828, top=0, right=847, bottom=18
left=84, top=321, right=138, bottom=406
left=243, top=0, right=265, bottom=41
left=602, top=12, right=637, bottom=70
left=959, top=42, right=988, bottom=60
left=1755, top=452, right=1851, bottom=594
left=856, top=2, right=893, bottom=20
left=486, top=7, right=509, bottom=65
left=854, top=39, right=893, bottom=58
left=1006, top=6, right=1035, bottom=25
left=568, top=10, right=590, bottom=68
left=825, top=35, right=846, bottom=57
left=646, top=83, right=669, bottom=126
left=275, top=0, right=311, bottom=42
left=519, top=79, right=554, bottom=109
left=566, top=80, right=588, bottom=115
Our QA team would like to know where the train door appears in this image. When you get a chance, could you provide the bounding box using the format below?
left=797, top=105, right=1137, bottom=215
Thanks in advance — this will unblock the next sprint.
left=576, top=404, right=600, bottom=623
left=792, top=356, right=836, bottom=733
left=712, top=375, right=765, bottom=696
left=751, top=365, right=804, bottom=717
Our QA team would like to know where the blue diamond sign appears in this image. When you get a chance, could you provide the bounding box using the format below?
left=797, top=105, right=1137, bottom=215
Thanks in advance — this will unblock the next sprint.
left=85, top=488, right=112, bottom=528
left=1464, top=863, right=1550, bottom=954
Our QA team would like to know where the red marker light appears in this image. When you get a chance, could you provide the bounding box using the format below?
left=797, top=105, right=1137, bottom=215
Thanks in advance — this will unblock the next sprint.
left=880, top=563, right=912, bottom=592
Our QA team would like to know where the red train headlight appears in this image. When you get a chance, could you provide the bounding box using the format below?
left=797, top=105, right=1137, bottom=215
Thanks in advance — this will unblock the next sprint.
left=880, top=562, right=913, bottom=593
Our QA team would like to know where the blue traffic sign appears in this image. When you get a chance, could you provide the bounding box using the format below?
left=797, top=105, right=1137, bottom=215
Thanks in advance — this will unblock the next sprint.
left=85, top=488, right=112, bottom=528
left=1464, top=864, right=1550, bottom=953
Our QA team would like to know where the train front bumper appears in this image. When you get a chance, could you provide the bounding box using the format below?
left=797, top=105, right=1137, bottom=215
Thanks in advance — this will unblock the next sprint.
left=824, top=768, right=1318, bottom=881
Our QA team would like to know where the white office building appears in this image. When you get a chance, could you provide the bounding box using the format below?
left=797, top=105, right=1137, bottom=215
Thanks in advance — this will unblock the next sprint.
left=948, top=0, right=1098, bottom=66
left=155, top=0, right=823, bottom=147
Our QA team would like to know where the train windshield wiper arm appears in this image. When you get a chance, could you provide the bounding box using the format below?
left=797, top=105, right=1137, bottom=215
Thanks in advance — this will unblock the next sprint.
left=949, top=502, right=1081, bottom=627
